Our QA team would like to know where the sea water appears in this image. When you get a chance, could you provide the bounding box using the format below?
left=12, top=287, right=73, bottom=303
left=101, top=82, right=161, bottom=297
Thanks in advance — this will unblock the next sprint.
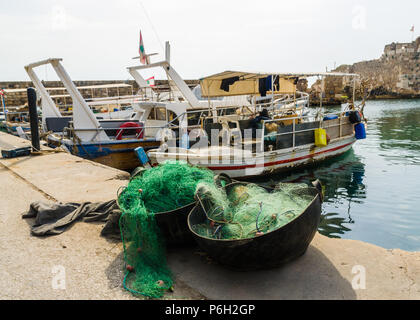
left=265, top=99, right=420, bottom=251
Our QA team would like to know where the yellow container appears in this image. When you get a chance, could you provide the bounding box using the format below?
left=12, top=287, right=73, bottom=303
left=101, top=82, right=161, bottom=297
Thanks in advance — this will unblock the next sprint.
left=314, top=128, right=328, bottom=147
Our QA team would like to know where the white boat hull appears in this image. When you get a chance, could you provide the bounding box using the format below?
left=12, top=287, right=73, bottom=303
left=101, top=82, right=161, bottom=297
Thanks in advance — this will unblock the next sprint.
left=149, top=136, right=357, bottom=178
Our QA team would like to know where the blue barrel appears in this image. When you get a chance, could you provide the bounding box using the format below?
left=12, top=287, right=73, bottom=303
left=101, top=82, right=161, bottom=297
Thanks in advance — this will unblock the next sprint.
left=134, top=147, right=150, bottom=165
left=323, top=114, right=339, bottom=121
left=355, top=123, right=366, bottom=140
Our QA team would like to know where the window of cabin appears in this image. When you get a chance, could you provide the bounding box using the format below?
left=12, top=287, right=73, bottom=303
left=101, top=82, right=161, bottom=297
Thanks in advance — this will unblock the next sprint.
left=148, top=108, right=156, bottom=120
left=167, top=111, right=179, bottom=126
left=156, top=107, right=167, bottom=121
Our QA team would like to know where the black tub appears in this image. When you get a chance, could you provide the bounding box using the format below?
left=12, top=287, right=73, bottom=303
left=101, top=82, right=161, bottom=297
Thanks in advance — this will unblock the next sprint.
left=154, top=203, right=196, bottom=246
left=120, top=170, right=232, bottom=247
left=155, top=174, right=234, bottom=246
left=117, top=191, right=196, bottom=247
left=118, top=168, right=196, bottom=247
left=188, top=181, right=323, bottom=270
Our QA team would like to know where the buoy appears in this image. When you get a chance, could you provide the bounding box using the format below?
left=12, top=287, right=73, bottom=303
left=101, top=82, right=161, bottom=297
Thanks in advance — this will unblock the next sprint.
left=157, top=280, right=165, bottom=287
left=138, top=189, right=143, bottom=194
left=126, top=265, right=134, bottom=272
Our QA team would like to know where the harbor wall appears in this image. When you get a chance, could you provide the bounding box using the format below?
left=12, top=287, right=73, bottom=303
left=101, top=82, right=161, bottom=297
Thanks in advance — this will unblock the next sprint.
left=0, top=80, right=199, bottom=107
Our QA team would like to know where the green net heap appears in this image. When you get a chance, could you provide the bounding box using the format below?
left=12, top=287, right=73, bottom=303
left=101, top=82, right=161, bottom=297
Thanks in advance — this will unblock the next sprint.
left=192, top=182, right=314, bottom=240
left=118, top=161, right=215, bottom=298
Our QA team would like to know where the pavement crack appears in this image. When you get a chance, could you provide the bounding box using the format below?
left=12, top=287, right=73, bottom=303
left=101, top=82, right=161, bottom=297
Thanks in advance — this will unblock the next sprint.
left=0, top=162, right=58, bottom=202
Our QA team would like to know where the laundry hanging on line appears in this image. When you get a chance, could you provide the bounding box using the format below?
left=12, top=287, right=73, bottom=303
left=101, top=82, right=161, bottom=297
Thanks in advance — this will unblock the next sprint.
left=220, top=76, right=240, bottom=92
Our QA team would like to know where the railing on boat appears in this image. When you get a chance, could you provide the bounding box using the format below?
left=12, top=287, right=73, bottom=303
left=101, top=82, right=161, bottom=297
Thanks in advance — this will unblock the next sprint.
left=63, top=123, right=178, bottom=141
left=261, top=111, right=353, bottom=150
left=60, top=108, right=355, bottom=153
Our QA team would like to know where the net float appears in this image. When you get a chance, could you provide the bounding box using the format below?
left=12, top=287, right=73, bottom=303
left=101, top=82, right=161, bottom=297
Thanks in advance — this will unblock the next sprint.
left=126, top=265, right=134, bottom=272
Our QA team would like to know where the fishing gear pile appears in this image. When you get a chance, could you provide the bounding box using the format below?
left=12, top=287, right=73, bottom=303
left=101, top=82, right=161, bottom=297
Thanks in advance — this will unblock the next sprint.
left=192, top=182, right=314, bottom=240
left=118, top=161, right=214, bottom=298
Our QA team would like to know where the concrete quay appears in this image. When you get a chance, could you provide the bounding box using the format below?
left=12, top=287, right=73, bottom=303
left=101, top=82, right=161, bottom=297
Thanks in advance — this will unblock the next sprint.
left=0, top=132, right=419, bottom=300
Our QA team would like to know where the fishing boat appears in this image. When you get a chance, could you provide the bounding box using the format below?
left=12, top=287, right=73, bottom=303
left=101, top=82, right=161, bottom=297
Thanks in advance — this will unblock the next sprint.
left=23, top=42, right=287, bottom=170
left=148, top=70, right=366, bottom=178
left=0, top=84, right=137, bottom=137
left=24, top=46, right=237, bottom=170
left=0, top=112, right=7, bottom=133
left=0, top=89, right=33, bottom=137
left=24, top=57, right=188, bottom=170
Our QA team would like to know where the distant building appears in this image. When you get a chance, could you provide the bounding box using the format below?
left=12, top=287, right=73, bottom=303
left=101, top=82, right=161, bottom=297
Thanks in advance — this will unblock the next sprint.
left=330, top=36, right=420, bottom=97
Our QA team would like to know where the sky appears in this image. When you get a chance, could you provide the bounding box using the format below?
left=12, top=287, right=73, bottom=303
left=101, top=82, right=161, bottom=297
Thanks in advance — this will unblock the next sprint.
left=0, top=0, right=419, bottom=81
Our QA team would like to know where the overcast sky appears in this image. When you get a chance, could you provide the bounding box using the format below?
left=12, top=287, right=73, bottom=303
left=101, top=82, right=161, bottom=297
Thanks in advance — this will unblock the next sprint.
left=0, top=0, right=418, bottom=81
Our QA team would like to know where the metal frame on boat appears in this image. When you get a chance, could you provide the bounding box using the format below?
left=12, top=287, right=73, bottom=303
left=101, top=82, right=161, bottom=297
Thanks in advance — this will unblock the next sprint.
left=147, top=70, right=363, bottom=178
left=23, top=51, right=205, bottom=170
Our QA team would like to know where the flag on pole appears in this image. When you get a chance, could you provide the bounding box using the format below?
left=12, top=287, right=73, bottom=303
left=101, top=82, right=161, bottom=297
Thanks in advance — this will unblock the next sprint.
left=146, top=77, right=156, bottom=88
left=139, top=31, right=150, bottom=65
left=133, top=31, right=158, bottom=64
left=0, top=89, right=5, bottom=96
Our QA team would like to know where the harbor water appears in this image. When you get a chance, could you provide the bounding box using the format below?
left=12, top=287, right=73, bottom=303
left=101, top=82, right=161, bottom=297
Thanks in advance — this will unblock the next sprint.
left=265, top=99, right=420, bottom=251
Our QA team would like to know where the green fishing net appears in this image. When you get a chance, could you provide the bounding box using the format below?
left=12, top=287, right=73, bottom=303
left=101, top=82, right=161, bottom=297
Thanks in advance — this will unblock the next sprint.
left=192, top=182, right=314, bottom=240
left=118, top=161, right=215, bottom=298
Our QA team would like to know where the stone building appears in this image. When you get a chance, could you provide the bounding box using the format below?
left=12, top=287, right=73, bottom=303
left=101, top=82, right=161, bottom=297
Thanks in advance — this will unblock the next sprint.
left=333, top=36, right=420, bottom=97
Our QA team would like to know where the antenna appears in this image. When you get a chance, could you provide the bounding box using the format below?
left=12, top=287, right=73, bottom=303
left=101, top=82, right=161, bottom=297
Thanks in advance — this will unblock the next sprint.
left=166, top=42, right=171, bottom=64
left=139, top=1, right=165, bottom=52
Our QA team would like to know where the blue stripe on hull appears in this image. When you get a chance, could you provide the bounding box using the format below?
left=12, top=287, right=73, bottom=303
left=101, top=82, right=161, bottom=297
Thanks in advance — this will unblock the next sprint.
left=62, top=140, right=159, bottom=160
